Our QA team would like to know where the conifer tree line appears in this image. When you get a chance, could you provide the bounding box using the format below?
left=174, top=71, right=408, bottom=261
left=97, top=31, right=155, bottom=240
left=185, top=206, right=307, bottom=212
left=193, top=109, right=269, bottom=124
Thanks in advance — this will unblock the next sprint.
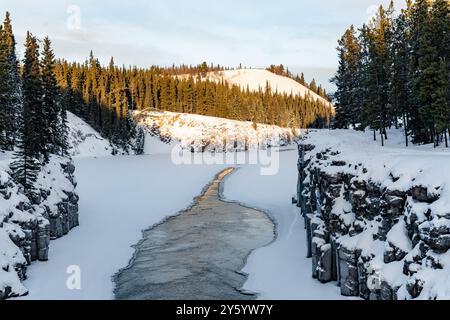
left=154, top=61, right=225, bottom=77
left=266, top=64, right=330, bottom=100
left=332, top=0, right=449, bottom=147
left=53, top=56, right=333, bottom=146
left=0, top=12, right=69, bottom=195
left=124, top=61, right=330, bottom=102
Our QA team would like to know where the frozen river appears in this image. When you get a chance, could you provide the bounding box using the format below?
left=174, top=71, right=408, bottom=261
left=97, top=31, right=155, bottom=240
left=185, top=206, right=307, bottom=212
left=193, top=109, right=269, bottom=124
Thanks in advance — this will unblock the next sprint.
left=19, top=149, right=344, bottom=300
left=114, top=168, right=274, bottom=300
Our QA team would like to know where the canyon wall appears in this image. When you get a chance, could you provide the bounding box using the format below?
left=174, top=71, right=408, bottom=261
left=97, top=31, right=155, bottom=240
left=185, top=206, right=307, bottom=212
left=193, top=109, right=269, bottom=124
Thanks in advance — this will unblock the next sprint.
left=0, top=157, right=79, bottom=299
left=297, top=143, right=450, bottom=300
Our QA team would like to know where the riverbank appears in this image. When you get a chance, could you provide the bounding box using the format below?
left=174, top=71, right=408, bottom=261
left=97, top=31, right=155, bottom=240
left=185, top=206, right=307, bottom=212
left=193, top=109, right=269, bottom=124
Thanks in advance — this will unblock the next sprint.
left=223, top=148, right=345, bottom=299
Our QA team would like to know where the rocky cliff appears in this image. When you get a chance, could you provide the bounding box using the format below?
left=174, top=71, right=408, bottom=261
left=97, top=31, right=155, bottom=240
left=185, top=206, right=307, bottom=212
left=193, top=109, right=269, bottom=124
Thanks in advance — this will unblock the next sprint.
left=135, top=110, right=296, bottom=153
left=0, top=155, right=79, bottom=299
left=297, top=142, right=450, bottom=300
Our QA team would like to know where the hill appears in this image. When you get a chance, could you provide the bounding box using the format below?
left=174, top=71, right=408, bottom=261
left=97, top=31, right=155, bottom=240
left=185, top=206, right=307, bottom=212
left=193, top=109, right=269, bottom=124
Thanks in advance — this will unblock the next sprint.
left=177, top=69, right=333, bottom=107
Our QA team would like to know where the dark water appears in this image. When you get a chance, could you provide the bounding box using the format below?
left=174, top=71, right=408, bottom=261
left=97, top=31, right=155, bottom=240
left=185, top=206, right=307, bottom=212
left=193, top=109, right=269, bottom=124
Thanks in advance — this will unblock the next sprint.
left=114, top=168, right=275, bottom=300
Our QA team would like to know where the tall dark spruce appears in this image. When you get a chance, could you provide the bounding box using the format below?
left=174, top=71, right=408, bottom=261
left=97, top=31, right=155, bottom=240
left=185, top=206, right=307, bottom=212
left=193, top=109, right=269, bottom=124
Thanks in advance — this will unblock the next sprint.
left=331, top=25, right=362, bottom=129
left=0, top=12, right=21, bottom=150
left=41, top=37, right=69, bottom=157
left=9, top=32, right=42, bottom=194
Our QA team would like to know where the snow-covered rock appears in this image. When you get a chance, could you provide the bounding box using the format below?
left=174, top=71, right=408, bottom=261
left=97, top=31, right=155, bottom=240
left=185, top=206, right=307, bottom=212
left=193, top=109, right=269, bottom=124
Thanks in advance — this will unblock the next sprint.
left=135, top=110, right=299, bottom=153
left=297, top=129, right=450, bottom=300
left=0, top=153, right=79, bottom=299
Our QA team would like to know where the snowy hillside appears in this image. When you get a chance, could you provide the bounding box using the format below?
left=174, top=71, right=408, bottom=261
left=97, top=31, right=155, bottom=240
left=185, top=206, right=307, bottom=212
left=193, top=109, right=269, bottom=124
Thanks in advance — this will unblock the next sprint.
left=177, top=69, right=333, bottom=107
left=67, top=112, right=116, bottom=158
left=298, top=128, right=450, bottom=300
left=135, top=110, right=299, bottom=153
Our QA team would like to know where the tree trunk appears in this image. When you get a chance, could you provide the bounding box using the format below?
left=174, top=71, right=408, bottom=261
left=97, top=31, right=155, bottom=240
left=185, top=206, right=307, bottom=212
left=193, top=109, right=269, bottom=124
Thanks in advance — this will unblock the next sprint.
left=403, top=113, right=408, bottom=147
left=446, top=129, right=449, bottom=148
left=444, top=130, right=448, bottom=148
left=432, top=128, right=437, bottom=148
left=380, top=128, right=384, bottom=147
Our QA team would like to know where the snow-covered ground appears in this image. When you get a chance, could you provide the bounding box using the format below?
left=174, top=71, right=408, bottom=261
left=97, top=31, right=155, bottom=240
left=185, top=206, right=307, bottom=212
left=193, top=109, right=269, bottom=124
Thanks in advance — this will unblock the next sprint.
left=67, top=112, right=115, bottom=157
left=177, top=69, right=332, bottom=107
left=223, top=148, right=345, bottom=299
left=303, top=128, right=450, bottom=195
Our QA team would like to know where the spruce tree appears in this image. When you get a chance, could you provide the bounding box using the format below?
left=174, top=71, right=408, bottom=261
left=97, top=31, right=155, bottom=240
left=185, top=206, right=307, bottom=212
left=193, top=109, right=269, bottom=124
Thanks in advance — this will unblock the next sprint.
left=0, top=13, right=21, bottom=150
left=41, top=37, right=60, bottom=157
left=363, top=5, right=394, bottom=146
left=9, top=100, right=41, bottom=195
left=431, top=0, right=450, bottom=146
left=331, top=25, right=362, bottom=129
left=21, top=32, right=44, bottom=157
left=0, top=26, right=7, bottom=149
left=390, top=8, right=411, bottom=146
left=408, top=0, right=431, bottom=143
left=328, top=0, right=449, bottom=147
left=10, top=32, right=42, bottom=194
left=300, top=73, right=305, bottom=85
left=309, top=79, right=318, bottom=94
left=59, top=101, right=70, bottom=156
left=408, top=0, right=448, bottom=145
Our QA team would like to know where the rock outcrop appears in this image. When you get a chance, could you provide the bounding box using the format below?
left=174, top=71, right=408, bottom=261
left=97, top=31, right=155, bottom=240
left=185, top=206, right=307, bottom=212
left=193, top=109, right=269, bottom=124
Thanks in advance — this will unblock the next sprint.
left=297, top=143, right=450, bottom=300
left=0, top=156, right=79, bottom=300
left=135, top=110, right=296, bottom=153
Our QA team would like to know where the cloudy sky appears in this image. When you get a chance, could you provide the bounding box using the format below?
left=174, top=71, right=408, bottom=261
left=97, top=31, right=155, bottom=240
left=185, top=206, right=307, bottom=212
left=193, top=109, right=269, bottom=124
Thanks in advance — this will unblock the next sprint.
left=0, top=0, right=405, bottom=90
